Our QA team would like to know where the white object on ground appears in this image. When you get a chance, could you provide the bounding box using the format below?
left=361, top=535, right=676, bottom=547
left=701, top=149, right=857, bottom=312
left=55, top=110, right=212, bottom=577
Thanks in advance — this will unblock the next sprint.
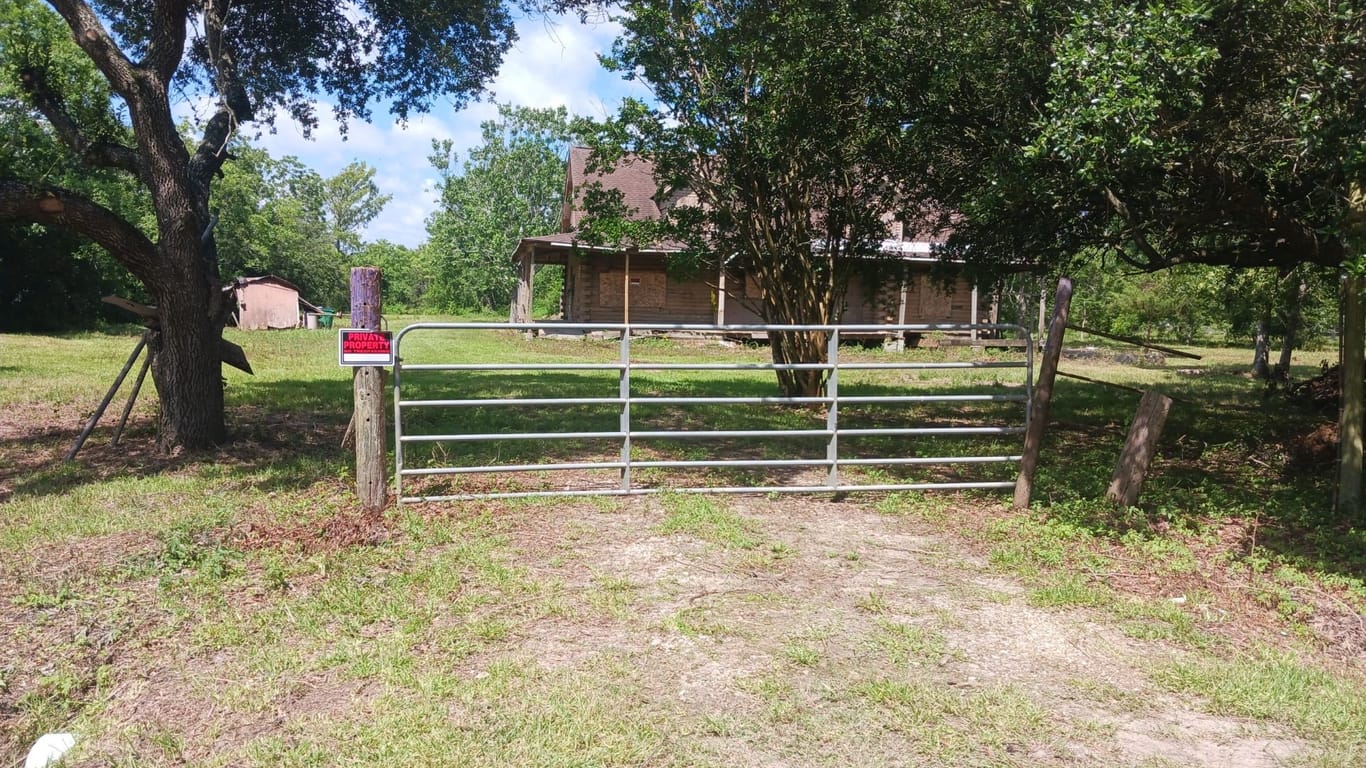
left=25, top=733, right=77, bottom=768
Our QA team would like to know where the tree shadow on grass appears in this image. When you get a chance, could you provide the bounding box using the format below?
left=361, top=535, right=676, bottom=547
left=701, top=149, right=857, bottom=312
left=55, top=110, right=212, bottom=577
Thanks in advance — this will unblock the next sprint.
left=1031, top=376, right=1363, bottom=582
left=0, top=375, right=358, bottom=502
left=6, top=361, right=1360, bottom=584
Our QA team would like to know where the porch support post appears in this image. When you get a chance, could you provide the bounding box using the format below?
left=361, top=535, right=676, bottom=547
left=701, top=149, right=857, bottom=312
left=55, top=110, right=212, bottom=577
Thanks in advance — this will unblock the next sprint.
left=970, top=283, right=980, bottom=341
left=717, top=264, right=727, bottom=325
left=511, top=248, right=535, bottom=323
left=623, top=248, right=634, bottom=327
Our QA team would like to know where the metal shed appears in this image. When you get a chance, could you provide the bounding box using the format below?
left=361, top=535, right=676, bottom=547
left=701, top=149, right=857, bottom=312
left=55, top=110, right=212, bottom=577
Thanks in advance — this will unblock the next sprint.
left=228, top=276, right=310, bottom=330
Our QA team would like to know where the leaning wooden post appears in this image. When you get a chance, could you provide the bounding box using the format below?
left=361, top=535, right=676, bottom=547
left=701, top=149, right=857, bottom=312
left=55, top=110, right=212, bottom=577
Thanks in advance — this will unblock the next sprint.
left=1338, top=272, right=1364, bottom=516
left=351, top=266, right=388, bottom=512
left=1106, top=391, right=1173, bottom=507
left=1013, top=276, right=1073, bottom=510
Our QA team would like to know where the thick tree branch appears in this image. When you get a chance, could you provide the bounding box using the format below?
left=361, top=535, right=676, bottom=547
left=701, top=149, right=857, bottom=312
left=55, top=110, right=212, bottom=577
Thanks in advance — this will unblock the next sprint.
left=147, top=0, right=190, bottom=82
left=17, top=67, right=141, bottom=175
left=189, top=105, right=237, bottom=188
left=46, top=0, right=139, bottom=96
left=189, top=0, right=254, bottom=188
left=1102, top=186, right=1170, bottom=269
left=0, top=180, right=159, bottom=282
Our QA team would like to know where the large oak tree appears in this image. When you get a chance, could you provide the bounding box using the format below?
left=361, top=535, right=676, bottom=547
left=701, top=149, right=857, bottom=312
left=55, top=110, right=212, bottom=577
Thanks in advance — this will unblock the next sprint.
left=0, top=0, right=558, bottom=451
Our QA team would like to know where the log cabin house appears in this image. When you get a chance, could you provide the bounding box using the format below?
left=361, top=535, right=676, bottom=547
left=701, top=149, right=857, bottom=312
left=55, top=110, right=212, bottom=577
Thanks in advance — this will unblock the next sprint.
left=509, top=148, right=995, bottom=343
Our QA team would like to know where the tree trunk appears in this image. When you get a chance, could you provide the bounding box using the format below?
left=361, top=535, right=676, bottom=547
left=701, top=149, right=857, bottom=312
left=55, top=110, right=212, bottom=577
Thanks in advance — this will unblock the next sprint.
left=134, top=77, right=228, bottom=451
left=1276, top=275, right=1308, bottom=377
left=150, top=277, right=226, bottom=450
left=1338, top=273, right=1364, bottom=517
left=770, top=328, right=829, bottom=397
left=1250, top=316, right=1271, bottom=379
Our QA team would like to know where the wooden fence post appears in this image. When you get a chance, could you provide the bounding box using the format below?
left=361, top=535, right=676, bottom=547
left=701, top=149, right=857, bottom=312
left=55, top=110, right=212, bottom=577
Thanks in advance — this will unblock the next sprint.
left=351, top=266, right=387, bottom=512
left=1106, top=391, right=1173, bottom=507
left=1013, top=276, right=1073, bottom=510
left=1339, top=273, right=1364, bottom=516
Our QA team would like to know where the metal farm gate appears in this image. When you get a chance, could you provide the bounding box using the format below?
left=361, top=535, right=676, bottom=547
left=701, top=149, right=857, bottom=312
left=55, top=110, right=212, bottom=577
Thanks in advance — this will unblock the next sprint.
left=392, top=323, right=1033, bottom=503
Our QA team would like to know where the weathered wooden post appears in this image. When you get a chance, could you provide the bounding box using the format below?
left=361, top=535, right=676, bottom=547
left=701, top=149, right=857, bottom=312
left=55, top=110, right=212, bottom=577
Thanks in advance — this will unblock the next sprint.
left=351, top=266, right=387, bottom=512
left=1339, top=273, right=1364, bottom=516
left=1106, top=390, right=1173, bottom=507
left=1013, top=276, right=1073, bottom=510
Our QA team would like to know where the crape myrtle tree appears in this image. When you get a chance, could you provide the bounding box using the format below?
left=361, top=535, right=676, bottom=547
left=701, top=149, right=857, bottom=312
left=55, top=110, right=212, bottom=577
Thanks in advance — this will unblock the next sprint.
left=0, top=0, right=570, bottom=451
left=901, top=1, right=1366, bottom=511
left=580, top=0, right=919, bottom=397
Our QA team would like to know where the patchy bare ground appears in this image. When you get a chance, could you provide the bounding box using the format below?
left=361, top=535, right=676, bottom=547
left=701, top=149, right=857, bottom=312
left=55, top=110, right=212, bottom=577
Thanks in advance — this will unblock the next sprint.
left=4, top=492, right=1335, bottom=766
left=499, top=497, right=1314, bottom=767
left=3, top=399, right=1362, bottom=765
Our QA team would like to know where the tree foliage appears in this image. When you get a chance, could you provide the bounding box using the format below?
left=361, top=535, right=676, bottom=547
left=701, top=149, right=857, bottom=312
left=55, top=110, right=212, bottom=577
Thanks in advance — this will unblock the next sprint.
left=584, top=0, right=918, bottom=396
left=425, top=103, right=577, bottom=313
left=0, top=0, right=150, bottom=329
left=322, top=162, right=390, bottom=256
left=214, top=145, right=391, bottom=308
left=0, top=0, right=559, bottom=449
left=905, top=0, right=1366, bottom=278
left=359, top=239, right=426, bottom=310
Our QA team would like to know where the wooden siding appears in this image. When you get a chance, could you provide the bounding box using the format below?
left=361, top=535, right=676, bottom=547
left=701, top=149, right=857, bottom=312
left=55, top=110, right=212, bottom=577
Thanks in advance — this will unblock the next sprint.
left=566, top=254, right=986, bottom=328
left=236, top=282, right=300, bottom=330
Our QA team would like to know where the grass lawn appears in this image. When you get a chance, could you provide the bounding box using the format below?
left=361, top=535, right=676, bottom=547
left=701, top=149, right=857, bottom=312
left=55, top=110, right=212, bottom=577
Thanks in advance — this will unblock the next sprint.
left=1, top=317, right=1363, bottom=767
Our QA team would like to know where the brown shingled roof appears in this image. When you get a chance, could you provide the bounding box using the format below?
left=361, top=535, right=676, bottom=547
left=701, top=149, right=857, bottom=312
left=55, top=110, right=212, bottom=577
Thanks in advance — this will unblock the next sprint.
left=565, top=146, right=662, bottom=230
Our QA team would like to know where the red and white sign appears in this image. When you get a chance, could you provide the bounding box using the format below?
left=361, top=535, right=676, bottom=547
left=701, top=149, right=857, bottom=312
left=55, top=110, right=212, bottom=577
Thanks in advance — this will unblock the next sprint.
left=338, top=328, right=394, bottom=366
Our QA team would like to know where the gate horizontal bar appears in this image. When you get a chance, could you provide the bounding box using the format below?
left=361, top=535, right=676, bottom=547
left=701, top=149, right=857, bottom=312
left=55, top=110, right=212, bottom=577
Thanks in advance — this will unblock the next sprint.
left=400, top=397, right=626, bottom=407
left=398, top=454, right=1023, bottom=477
left=631, top=362, right=831, bottom=371
left=838, top=394, right=1027, bottom=404
left=838, top=426, right=1024, bottom=436
left=395, top=321, right=1029, bottom=334
left=402, top=480, right=1016, bottom=503
left=401, top=431, right=625, bottom=442
left=398, top=393, right=1026, bottom=409
left=401, top=363, right=626, bottom=371
left=402, top=461, right=626, bottom=475
left=838, top=361, right=1027, bottom=370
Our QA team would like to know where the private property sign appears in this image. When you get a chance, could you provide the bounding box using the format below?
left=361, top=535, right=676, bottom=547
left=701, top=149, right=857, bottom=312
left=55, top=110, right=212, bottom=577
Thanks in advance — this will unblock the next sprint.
left=338, top=328, right=394, bottom=366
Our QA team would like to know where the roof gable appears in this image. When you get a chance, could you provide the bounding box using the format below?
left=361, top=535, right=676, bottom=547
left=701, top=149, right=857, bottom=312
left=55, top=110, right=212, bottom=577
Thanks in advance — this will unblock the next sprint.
left=564, top=147, right=662, bottom=231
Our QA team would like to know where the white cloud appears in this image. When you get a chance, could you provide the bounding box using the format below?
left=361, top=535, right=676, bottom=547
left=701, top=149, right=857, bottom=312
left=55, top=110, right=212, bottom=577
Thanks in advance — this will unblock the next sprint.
left=179, top=12, right=647, bottom=249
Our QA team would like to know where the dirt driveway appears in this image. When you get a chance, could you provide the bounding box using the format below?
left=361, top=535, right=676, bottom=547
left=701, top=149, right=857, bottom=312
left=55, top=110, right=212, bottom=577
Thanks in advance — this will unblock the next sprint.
left=0, top=491, right=1335, bottom=766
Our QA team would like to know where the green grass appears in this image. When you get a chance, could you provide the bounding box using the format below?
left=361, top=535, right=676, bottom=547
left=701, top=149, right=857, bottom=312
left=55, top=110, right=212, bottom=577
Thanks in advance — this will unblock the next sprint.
left=853, top=679, right=1057, bottom=765
left=656, top=493, right=761, bottom=550
left=1154, top=650, right=1366, bottom=764
left=4, top=321, right=1366, bottom=765
left=245, top=658, right=673, bottom=767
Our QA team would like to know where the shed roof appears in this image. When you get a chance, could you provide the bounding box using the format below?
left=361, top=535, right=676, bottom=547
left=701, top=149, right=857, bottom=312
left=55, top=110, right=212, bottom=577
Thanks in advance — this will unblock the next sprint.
left=228, top=275, right=302, bottom=294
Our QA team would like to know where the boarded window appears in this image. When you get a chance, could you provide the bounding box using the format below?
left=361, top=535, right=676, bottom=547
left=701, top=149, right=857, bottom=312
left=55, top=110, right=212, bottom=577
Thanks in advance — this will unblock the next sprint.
left=743, top=272, right=764, bottom=299
left=918, top=276, right=954, bottom=319
left=599, top=270, right=666, bottom=308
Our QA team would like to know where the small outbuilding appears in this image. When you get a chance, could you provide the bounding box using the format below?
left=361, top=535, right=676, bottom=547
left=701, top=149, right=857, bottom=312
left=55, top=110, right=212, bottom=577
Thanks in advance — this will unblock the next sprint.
left=227, top=276, right=318, bottom=330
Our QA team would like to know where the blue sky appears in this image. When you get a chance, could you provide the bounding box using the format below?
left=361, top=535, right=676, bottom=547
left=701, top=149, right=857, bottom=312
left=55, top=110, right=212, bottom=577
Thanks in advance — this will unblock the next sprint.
left=214, top=12, right=648, bottom=249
